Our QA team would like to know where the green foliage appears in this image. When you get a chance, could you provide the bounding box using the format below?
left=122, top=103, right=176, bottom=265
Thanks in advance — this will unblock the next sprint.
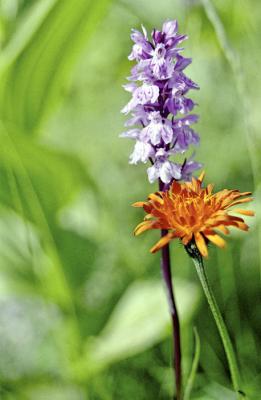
left=0, top=0, right=260, bottom=399
left=85, top=279, right=200, bottom=372
left=0, top=0, right=114, bottom=134
left=184, top=328, right=200, bottom=400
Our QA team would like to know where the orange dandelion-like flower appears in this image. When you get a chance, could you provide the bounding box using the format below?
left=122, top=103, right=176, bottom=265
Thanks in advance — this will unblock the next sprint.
left=133, top=172, right=254, bottom=257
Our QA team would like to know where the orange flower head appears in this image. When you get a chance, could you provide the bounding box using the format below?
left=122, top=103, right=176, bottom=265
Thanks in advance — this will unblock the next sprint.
left=133, top=172, right=254, bottom=257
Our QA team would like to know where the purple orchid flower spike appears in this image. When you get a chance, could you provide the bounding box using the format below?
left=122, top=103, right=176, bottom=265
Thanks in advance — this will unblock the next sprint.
left=120, top=19, right=202, bottom=185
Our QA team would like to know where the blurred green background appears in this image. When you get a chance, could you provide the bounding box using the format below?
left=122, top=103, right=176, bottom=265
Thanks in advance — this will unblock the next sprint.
left=0, top=0, right=260, bottom=399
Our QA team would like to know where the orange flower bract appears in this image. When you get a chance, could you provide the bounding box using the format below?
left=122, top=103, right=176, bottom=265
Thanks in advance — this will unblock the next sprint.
left=133, top=172, right=254, bottom=257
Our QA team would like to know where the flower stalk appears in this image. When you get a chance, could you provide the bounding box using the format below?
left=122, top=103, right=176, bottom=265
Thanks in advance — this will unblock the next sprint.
left=186, top=242, right=244, bottom=399
left=159, top=179, right=182, bottom=400
left=160, top=237, right=182, bottom=400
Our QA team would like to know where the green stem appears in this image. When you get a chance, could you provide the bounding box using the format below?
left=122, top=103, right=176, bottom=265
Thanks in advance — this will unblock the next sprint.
left=186, top=244, right=245, bottom=399
left=183, top=327, right=200, bottom=400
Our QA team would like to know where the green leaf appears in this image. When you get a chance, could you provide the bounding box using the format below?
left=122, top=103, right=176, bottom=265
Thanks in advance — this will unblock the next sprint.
left=82, top=278, right=200, bottom=374
left=0, top=0, right=57, bottom=71
left=0, top=207, right=65, bottom=304
left=0, top=130, right=90, bottom=218
left=0, top=0, right=114, bottom=134
left=0, top=130, right=92, bottom=313
left=22, top=384, right=85, bottom=400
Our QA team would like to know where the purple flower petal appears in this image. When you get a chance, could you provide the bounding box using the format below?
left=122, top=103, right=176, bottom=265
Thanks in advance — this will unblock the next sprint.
left=130, top=141, right=155, bottom=164
left=119, top=129, right=140, bottom=139
left=175, top=54, right=192, bottom=71
left=160, top=161, right=181, bottom=183
left=147, top=164, right=160, bottom=183
left=181, top=157, right=203, bottom=181
left=162, top=20, right=178, bottom=38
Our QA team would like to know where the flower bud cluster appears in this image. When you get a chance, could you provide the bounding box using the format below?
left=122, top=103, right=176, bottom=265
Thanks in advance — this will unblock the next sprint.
left=121, top=20, right=202, bottom=184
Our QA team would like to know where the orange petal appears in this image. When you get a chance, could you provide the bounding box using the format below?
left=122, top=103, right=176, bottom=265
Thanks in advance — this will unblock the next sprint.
left=205, top=225, right=230, bottom=235
left=233, top=191, right=252, bottom=197
left=232, top=209, right=255, bottom=216
left=143, top=203, right=153, bottom=213
left=191, top=177, right=200, bottom=192
left=205, top=233, right=226, bottom=248
left=227, top=197, right=253, bottom=207
left=134, top=221, right=153, bottom=236
left=198, top=170, right=205, bottom=183
left=132, top=201, right=146, bottom=208
left=144, top=213, right=153, bottom=220
left=233, top=221, right=249, bottom=231
left=194, top=232, right=208, bottom=257
left=216, top=225, right=230, bottom=235
left=221, top=220, right=248, bottom=231
left=171, top=181, right=182, bottom=195
left=148, top=193, right=163, bottom=204
left=150, top=232, right=177, bottom=253
left=226, top=215, right=245, bottom=223
left=206, top=183, right=214, bottom=194
left=181, top=233, right=193, bottom=245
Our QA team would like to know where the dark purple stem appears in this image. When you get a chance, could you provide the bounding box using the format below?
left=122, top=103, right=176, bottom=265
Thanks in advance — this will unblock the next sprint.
left=159, top=180, right=182, bottom=400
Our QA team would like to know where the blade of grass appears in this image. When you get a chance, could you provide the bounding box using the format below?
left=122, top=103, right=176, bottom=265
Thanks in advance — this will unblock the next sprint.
left=1, top=124, right=80, bottom=327
left=0, top=0, right=57, bottom=73
left=200, top=0, right=261, bottom=278
left=0, top=0, right=114, bottom=134
left=184, top=327, right=201, bottom=400
left=2, top=160, right=79, bottom=373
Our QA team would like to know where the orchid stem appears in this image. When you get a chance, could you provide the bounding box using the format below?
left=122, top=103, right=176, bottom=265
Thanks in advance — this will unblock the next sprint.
left=188, top=246, right=245, bottom=399
left=161, top=238, right=182, bottom=400
left=159, top=178, right=182, bottom=400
